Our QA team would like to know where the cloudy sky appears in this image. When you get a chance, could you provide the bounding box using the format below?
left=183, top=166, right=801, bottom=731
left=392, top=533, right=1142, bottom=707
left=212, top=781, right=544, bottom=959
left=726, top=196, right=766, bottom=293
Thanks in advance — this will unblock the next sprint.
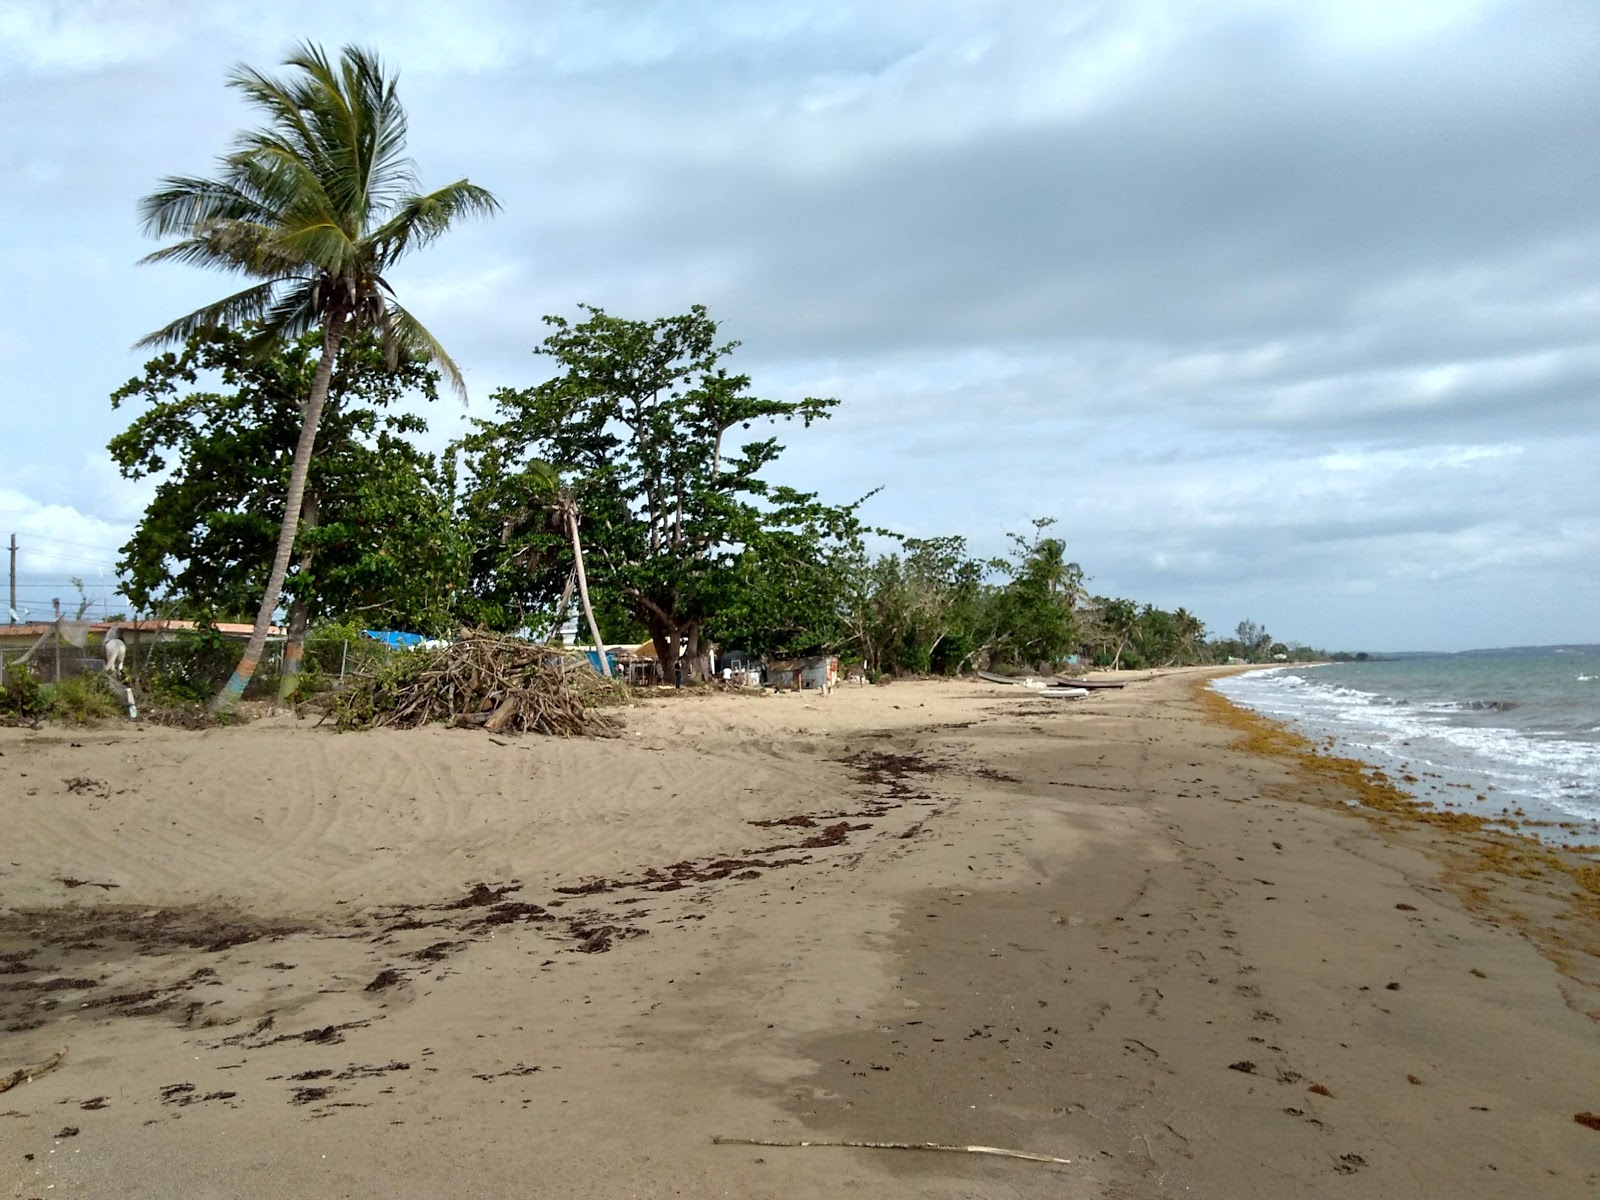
left=1, top=0, right=1594, bottom=651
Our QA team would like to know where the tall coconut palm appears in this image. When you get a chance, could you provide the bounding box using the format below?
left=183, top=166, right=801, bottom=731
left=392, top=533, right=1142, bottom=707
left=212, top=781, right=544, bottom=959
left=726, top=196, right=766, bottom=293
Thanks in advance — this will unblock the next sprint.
left=137, top=42, right=498, bottom=712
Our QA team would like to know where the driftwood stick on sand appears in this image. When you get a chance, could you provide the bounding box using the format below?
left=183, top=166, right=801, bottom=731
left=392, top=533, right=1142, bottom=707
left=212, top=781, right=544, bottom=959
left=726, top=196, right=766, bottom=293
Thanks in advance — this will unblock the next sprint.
left=712, top=1135, right=1072, bottom=1165
left=0, top=1046, right=68, bottom=1094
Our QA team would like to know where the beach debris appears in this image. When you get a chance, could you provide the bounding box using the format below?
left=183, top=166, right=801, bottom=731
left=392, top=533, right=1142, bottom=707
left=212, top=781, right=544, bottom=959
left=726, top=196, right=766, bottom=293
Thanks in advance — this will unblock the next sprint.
left=1228, top=1060, right=1258, bottom=1074
left=711, top=1136, right=1072, bottom=1165
left=1308, top=1083, right=1334, bottom=1097
left=0, top=1045, right=67, bottom=1094
left=364, top=968, right=405, bottom=992
left=331, top=630, right=625, bottom=736
left=1575, top=1112, right=1600, bottom=1131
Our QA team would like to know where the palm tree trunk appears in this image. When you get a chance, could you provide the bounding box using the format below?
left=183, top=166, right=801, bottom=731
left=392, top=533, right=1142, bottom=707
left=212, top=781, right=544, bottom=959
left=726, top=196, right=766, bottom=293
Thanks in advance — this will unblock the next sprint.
left=212, top=313, right=346, bottom=713
left=276, top=492, right=320, bottom=707
left=567, top=507, right=611, bottom=677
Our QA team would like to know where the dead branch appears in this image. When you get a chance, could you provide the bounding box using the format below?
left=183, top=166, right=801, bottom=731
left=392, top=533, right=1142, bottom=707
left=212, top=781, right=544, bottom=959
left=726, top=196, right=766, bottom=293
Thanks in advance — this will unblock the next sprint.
left=332, top=631, right=626, bottom=737
left=0, top=1046, right=68, bottom=1094
left=711, top=1135, right=1072, bottom=1165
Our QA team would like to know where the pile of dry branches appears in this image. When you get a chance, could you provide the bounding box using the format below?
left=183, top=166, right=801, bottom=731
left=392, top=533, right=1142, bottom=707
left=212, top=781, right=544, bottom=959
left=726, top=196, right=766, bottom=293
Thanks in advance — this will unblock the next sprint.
left=332, top=631, right=625, bottom=736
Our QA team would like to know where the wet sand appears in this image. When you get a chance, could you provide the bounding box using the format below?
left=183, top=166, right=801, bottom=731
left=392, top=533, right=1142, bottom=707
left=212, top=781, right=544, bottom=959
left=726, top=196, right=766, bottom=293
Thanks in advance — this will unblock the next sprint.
left=2, top=670, right=1597, bottom=1197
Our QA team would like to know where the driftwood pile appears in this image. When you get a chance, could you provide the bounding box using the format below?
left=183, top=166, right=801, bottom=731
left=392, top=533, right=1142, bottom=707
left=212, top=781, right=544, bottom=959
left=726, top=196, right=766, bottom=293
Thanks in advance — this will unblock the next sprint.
left=332, top=632, right=624, bottom=737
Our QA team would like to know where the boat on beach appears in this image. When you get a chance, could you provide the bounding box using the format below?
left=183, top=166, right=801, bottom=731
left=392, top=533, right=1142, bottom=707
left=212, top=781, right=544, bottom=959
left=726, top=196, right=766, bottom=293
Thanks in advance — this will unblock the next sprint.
left=976, top=670, right=1090, bottom=698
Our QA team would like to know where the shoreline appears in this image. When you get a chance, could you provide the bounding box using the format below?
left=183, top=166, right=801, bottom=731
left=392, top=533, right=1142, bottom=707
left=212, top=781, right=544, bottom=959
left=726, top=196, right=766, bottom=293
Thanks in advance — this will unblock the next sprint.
left=3, top=669, right=1597, bottom=1197
left=1211, top=661, right=1600, bottom=849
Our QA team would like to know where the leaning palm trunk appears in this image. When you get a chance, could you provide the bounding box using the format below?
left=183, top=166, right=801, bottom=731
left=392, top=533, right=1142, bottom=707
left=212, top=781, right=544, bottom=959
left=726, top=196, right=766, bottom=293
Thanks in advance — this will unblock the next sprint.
left=567, top=507, right=611, bottom=677
left=214, top=315, right=345, bottom=712
left=276, top=493, right=320, bottom=707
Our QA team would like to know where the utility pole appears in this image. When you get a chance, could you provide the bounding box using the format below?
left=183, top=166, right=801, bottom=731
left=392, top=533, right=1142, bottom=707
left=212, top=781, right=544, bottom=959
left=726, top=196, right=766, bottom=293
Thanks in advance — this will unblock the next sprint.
left=7, top=533, right=15, bottom=625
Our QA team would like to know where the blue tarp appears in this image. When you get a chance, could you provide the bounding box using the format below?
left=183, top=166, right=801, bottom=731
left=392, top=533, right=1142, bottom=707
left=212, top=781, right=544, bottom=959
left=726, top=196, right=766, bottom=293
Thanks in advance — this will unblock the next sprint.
left=583, top=649, right=619, bottom=674
left=363, top=629, right=425, bottom=649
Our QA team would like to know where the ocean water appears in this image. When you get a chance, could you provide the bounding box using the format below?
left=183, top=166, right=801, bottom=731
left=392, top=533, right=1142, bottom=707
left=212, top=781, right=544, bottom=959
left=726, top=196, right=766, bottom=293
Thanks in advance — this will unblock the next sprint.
left=1211, top=646, right=1600, bottom=844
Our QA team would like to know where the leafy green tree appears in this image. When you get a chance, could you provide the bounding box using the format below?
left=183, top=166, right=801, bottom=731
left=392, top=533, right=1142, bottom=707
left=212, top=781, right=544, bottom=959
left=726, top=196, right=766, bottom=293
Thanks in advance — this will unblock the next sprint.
left=990, top=519, right=1083, bottom=669
left=136, top=42, right=497, bottom=711
left=458, top=305, right=859, bottom=677
left=110, top=326, right=465, bottom=697
left=837, top=537, right=990, bottom=675
left=1088, top=597, right=1141, bottom=669
left=1172, top=607, right=1205, bottom=663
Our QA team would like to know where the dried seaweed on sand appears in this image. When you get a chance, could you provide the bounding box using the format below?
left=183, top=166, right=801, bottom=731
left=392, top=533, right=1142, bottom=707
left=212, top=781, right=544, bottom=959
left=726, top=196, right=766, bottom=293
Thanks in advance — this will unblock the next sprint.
left=331, top=631, right=625, bottom=736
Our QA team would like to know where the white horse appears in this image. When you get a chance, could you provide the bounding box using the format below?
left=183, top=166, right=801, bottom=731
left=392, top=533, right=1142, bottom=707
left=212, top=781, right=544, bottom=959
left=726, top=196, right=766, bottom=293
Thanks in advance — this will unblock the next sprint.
left=103, top=626, right=127, bottom=677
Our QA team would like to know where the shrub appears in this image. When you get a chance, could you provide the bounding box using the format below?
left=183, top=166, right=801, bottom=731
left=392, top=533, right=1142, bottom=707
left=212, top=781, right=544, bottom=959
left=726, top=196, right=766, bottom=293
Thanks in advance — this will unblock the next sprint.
left=0, top=663, right=48, bottom=722
left=141, top=624, right=242, bottom=704
left=302, top=619, right=391, bottom=690
left=47, top=673, right=122, bottom=723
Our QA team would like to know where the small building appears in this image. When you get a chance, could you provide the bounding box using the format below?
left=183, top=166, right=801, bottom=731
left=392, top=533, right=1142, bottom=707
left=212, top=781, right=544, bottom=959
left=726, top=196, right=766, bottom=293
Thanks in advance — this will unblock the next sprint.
left=764, top=655, right=839, bottom=693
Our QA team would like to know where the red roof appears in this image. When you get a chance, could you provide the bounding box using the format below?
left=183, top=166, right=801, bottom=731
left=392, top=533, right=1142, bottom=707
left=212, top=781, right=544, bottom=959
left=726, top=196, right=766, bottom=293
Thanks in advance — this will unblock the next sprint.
left=1, top=618, right=283, bottom=640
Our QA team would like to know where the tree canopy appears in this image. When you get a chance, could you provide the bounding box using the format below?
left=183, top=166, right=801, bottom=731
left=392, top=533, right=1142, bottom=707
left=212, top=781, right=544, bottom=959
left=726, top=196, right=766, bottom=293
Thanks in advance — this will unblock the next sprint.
left=456, top=305, right=863, bottom=673
left=110, top=326, right=464, bottom=635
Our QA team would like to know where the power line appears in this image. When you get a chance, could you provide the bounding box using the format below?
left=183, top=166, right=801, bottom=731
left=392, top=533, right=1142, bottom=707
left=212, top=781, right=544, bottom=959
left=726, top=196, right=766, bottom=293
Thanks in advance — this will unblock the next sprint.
left=16, top=547, right=118, bottom=570
left=12, top=531, right=125, bottom=554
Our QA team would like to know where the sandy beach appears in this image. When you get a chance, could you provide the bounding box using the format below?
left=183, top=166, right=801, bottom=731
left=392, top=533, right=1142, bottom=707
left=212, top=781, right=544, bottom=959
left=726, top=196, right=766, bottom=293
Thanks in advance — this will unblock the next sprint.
left=3, top=669, right=1598, bottom=1198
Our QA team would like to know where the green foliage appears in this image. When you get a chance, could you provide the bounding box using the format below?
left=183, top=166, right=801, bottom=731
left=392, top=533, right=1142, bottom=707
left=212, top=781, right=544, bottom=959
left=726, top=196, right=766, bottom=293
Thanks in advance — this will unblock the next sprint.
left=46, top=674, right=121, bottom=723
left=838, top=535, right=991, bottom=674
left=989, top=519, right=1083, bottom=669
left=0, top=664, right=47, bottom=721
left=457, top=305, right=863, bottom=671
left=137, top=43, right=499, bottom=390
left=327, top=645, right=436, bottom=730
left=111, top=325, right=466, bottom=635
left=141, top=625, right=252, bottom=704
left=299, top=621, right=393, bottom=690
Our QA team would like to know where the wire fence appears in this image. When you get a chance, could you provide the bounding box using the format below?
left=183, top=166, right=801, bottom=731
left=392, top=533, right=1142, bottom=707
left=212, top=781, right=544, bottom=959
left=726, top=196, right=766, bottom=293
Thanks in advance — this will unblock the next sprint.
left=0, top=624, right=386, bottom=697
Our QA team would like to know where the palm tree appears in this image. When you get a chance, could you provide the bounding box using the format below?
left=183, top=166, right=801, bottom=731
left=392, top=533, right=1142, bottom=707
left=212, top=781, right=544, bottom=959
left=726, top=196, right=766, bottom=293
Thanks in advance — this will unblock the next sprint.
left=522, top=463, right=611, bottom=677
left=137, top=43, right=498, bottom=711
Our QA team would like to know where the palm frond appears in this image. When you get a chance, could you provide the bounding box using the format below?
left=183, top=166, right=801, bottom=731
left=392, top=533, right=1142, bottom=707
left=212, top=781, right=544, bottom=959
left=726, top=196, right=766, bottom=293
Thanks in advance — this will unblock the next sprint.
left=138, top=175, right=273, bottom=238
left=367, top=180, right=500, bottom=270
left=135, top=281, right=281, bottom=348
left=383, top=299, right=467, bottom=401
left=139, top=218, right=312, bottom=279
left=227, top=61, right=322, bottom=170
left=253, top=280, right=323, bottom=346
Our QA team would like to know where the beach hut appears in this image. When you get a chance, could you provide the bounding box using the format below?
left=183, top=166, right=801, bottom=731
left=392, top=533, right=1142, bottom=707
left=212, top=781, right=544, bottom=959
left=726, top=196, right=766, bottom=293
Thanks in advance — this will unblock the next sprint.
left=764, top=655, right=839, bottom=693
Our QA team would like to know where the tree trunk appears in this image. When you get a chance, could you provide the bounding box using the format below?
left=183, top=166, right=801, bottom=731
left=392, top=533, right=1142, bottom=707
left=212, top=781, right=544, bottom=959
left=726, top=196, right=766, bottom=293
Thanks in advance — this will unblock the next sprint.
left=276, top=493, right=320, bottom=707
left=212, top=311, right=347, bottom=713
left=647, top=616, right=676, bottom=683
left=567, top=506, right=610, bottom=677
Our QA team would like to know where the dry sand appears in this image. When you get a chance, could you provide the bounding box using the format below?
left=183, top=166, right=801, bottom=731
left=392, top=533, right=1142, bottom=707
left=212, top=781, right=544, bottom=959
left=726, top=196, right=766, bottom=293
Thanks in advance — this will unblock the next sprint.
left=2, top=669, right=1597, bottom=1198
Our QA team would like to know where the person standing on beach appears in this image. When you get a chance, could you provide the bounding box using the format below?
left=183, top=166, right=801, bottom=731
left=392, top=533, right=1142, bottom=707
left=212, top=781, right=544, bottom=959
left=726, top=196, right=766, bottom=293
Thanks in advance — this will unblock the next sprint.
left=674, top=658, right=683, bottom=689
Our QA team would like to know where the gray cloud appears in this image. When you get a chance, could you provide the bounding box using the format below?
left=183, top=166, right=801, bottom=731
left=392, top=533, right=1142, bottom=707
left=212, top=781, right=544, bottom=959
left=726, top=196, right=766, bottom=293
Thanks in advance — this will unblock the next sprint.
left=0, top=0, right=1594, bottom=649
